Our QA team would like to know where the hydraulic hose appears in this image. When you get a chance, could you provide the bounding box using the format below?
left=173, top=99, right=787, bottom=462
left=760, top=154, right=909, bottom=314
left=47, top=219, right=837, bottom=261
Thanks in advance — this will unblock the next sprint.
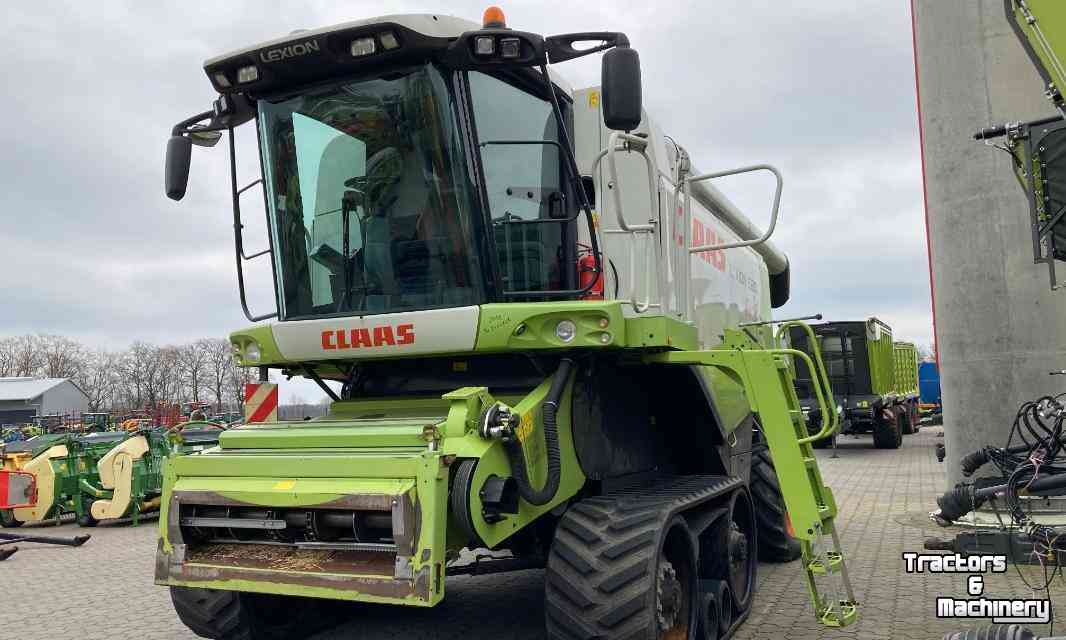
left=943, top=624, right=1066, bottom=640
left=504, top=358, right=573, bottom=506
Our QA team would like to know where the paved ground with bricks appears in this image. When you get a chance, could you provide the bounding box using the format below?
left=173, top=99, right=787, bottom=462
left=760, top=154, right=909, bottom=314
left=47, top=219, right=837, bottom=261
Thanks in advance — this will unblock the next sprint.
left=2, top=426, right=1064, bottom=639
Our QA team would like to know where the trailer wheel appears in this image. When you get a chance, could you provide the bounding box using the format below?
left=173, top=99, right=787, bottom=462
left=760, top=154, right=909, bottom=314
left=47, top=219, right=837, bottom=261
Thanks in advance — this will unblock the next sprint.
left=545, top=507, right=699, bottom=639
left=170, top=587, right=329, bottom=640
left=750, top=448, right=802, bottom=562
left=811, top=433, right=836, bottom=450
left=909, top=402, right=921, bottom=434
left=872, top=409, right=902, bottom=449
left=0, top=509, right=22, bottom=528
left=901, top=403, right=916, bottom=435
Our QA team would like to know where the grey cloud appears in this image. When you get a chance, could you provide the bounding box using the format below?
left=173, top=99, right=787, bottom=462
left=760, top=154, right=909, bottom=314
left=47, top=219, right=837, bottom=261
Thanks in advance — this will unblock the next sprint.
left=0, top=1, right=932, bottom=361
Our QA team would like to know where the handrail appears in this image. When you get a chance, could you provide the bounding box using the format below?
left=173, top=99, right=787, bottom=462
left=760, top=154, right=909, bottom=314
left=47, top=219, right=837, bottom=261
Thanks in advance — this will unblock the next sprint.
left=775, top=322, right=839, bottom=444
left=605, top=131, right=657, bottom=233
left=770, top=348, right=833, bottom=445
left=685, top=164, right=783, bottom=253
left=591, top=134, right=662, bottom=313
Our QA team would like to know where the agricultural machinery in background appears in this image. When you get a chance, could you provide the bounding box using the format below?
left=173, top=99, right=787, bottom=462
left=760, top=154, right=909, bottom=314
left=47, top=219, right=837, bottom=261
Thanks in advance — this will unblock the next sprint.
left=0, top=424, right=223, bottom=529
left=788, top=318, right=921, bottom=449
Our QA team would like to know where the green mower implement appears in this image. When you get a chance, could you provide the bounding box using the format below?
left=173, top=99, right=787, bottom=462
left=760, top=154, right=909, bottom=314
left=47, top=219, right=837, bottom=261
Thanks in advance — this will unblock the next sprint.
left=160, top=8, right=858, bottom=639
left=0, top=426, right=223, bottom=528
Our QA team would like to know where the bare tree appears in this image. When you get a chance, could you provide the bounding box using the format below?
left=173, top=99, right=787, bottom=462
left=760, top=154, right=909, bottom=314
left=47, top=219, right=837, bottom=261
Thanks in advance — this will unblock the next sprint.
left=122, top=341, right=162, bottom=411
left=177, top=340, right=212, bottom=404
left=75, top=350, right=121, bottom=411
left=39, top=334, right=87, bottom=378
left=205, top=339, right=232, bottom=411
left=226, top=361, right=257, bottom=411
left=154, top=346, right=183, bottom=408
left=0, top=337, right=15, bottom=377
left=10, top=335, right=43, bottom=377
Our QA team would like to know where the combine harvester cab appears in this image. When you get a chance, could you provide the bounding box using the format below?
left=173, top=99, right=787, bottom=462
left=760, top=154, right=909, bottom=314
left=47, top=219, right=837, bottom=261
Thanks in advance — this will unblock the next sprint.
left=159, top=8, right=857, bottom=639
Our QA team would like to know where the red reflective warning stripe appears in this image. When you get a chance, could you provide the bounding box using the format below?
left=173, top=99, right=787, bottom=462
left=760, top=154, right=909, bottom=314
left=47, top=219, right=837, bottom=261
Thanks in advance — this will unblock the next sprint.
left=248, top=386, right=279, bottom=424
left=244, top=383, right=261, bottom=403
left=0, top=472, right=8, bottom=507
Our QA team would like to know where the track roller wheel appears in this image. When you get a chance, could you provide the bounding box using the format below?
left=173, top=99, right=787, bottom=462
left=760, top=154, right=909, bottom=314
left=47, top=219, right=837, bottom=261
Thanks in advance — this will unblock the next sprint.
left=702, top=489, right=756, bottom=614
left=749, top=448, right=801, bottom=563
left=545, top=503, right=699, bottom=640
left=170, top=587, right=331, bottom=640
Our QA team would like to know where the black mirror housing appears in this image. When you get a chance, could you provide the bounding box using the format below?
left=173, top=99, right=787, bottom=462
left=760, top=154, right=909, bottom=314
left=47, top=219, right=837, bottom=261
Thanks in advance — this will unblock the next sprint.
left=601, top=47, right=642, bottom=131
left=165, top=135, right=193, bottom=201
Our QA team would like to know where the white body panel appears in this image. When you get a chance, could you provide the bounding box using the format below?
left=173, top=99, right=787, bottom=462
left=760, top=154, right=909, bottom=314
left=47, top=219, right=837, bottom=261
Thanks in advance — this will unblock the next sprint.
left=271, top=306, right=480, bottom=361
left=573, top=88, right=771, bottom=347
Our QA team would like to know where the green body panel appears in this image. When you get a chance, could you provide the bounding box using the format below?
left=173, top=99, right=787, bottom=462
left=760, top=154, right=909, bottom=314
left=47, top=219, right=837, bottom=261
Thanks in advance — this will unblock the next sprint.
left=230, top=301, right=702, bottom=368
left=892, top=342, right=919, bottom=397
left=865, top=318, right=895, bottom=397
left=474, top=302, right=624, bottom=351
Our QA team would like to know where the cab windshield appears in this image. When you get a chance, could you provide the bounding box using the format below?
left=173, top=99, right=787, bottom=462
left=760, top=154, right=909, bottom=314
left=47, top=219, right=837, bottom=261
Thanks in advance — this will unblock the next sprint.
left=259, top=64, right=485, bottom=319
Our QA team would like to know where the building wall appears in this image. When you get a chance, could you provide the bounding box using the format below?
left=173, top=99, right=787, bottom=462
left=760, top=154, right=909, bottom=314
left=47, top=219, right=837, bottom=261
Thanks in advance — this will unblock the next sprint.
left=913, top=0, right=1066, bottom=487
left=39, top=381, right=89, bottom=415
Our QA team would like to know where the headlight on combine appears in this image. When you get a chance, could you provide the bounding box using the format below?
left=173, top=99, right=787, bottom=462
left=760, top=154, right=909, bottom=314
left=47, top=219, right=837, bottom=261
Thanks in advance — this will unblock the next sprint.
left=554, top=320, right=577, bottom=343
left=231, top=339, right=261, bottom=364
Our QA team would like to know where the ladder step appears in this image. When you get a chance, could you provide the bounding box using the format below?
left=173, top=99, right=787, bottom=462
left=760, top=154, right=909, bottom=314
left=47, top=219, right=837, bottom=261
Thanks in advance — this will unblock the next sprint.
left=807, top=551, right=844, bottom=575
left=818, top=603, right=859, bottom=628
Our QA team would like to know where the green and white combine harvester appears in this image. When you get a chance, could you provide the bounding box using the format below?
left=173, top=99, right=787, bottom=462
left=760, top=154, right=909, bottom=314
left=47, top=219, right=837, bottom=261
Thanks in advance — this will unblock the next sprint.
left=160, top=8, right=857, bottom=639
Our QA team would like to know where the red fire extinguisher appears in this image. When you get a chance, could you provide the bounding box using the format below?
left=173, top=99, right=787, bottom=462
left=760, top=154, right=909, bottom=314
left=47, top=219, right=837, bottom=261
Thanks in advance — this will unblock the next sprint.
left=577, top=253, right=604, bottom=300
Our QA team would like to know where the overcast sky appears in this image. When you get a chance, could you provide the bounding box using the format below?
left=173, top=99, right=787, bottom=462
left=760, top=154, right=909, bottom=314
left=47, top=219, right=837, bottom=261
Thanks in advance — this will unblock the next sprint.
left=0, top=2, right=930, bottom=400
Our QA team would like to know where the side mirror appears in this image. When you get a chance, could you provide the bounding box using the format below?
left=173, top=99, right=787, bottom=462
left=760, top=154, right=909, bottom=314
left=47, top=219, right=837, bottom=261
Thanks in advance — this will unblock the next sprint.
left=601, top=47, right=642, bottom=131
left=188, top=127, right=222, bottom=148
left=165, top=135, right=192, bottom=201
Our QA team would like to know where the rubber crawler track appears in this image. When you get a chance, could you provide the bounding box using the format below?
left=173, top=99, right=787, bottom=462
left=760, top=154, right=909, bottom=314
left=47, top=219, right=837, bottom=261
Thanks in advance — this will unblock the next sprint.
left=545, top=475, right=744, bottom=640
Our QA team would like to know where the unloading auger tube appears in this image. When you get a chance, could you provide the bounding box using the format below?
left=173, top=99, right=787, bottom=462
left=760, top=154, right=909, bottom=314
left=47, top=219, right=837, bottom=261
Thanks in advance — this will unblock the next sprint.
left=481, top=358, right=572, bottom=506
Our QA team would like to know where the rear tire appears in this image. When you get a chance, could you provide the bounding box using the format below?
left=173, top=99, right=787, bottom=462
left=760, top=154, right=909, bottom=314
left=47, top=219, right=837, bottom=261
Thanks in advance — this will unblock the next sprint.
left=749, top=449, right=802, bottom=563
left=811, top=433, right=836, bottom=450
left=901, top=404, right=916, bottom=435
left=170, top=587, right=330, bottom=640
left=872, top=409, right=902, bottom=449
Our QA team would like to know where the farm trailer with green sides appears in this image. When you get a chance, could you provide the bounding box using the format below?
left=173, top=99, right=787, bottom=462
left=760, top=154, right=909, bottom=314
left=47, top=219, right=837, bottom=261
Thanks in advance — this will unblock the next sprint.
left=788, top=319, right=920, bottom=449
left=158, top=8, right=858, bottom=639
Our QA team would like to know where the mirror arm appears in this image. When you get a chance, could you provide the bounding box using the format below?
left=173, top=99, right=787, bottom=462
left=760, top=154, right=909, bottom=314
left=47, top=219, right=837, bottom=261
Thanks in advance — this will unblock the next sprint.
left=171, top=110, right=214, bottom=137
left=545, top=31, right=630, bottom=63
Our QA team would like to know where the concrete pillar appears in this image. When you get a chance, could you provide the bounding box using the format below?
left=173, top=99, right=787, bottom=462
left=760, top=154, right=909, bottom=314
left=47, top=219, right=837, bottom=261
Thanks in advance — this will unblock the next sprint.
left=913, top=0, right=1066, bottom=489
